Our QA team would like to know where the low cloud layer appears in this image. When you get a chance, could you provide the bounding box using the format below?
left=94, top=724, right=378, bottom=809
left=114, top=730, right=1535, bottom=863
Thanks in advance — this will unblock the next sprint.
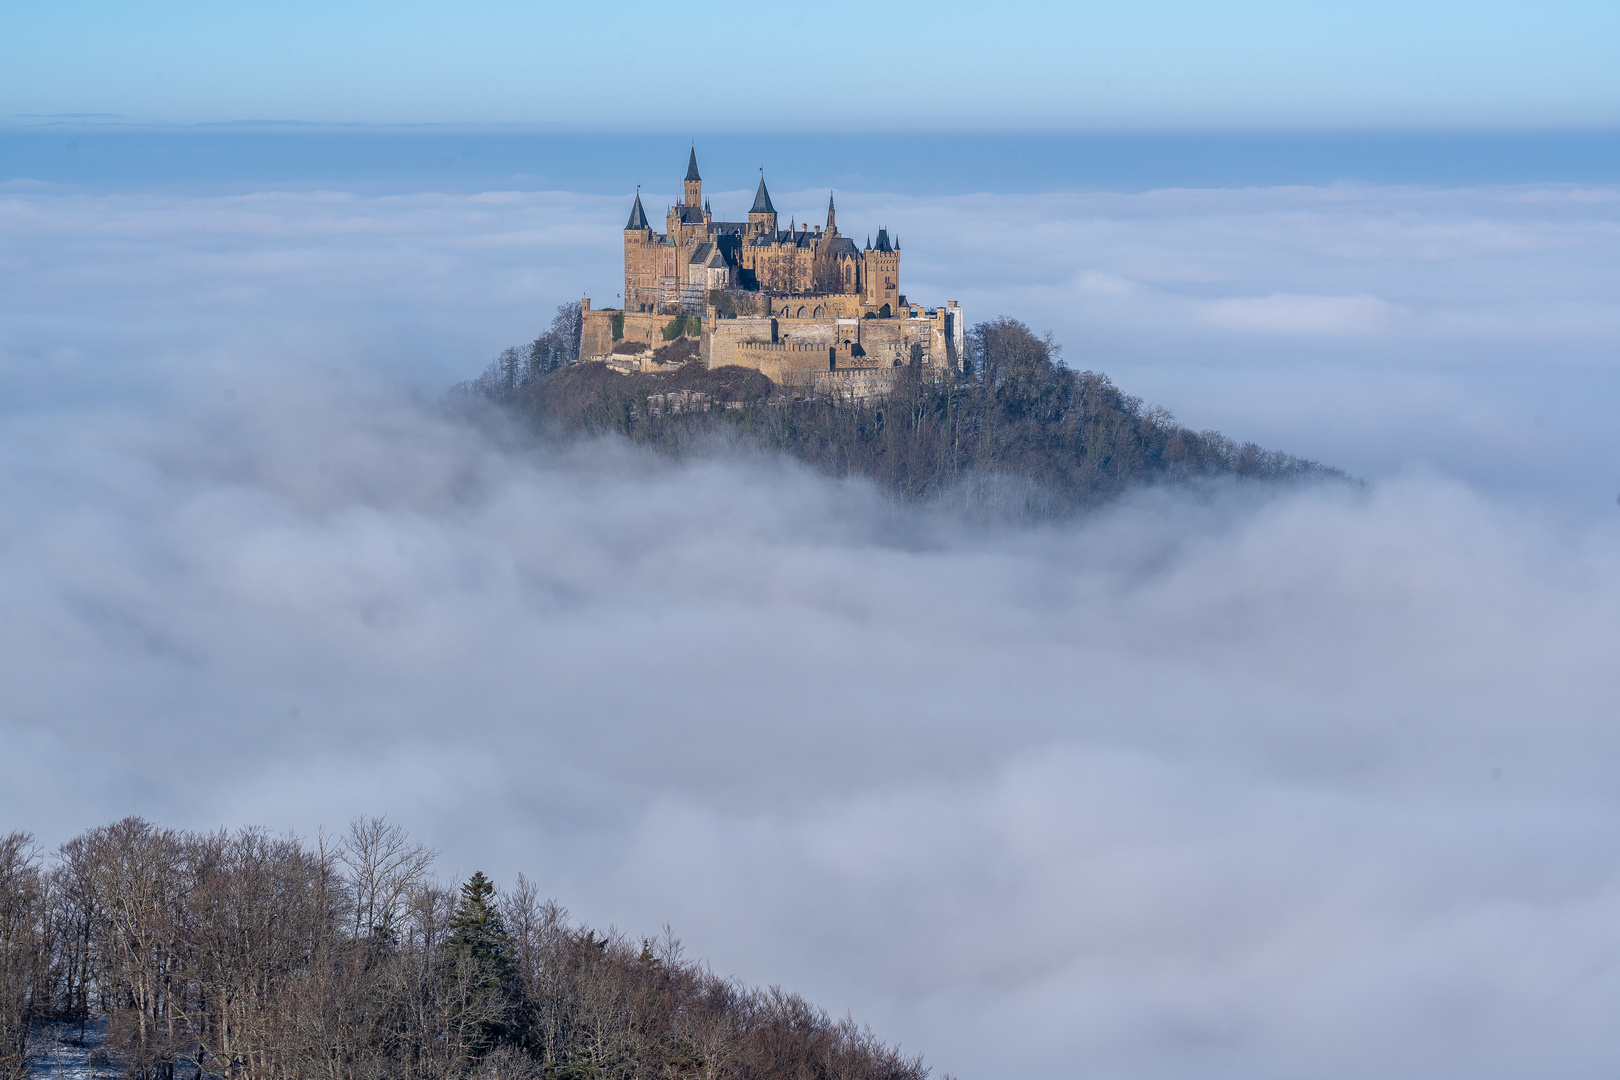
left=6, top=181, right=1617, bottom=502
left=2, top=182, right=1620, bottom=1078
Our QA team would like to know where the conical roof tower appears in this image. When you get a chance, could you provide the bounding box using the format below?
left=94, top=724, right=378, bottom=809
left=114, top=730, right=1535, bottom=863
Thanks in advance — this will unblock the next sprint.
left=750, top=174, right=776, bottom=214
left=625, top=191, right=649, bottom=230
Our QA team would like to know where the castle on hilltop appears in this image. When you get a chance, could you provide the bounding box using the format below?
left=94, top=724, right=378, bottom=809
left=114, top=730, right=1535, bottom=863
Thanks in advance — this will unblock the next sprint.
left=580, top=148, right=962, bottom=397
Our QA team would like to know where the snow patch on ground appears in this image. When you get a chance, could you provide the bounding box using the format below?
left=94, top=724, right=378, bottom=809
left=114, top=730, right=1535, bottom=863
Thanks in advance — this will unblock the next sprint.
left=27, top=1022, right=117, bottom=1080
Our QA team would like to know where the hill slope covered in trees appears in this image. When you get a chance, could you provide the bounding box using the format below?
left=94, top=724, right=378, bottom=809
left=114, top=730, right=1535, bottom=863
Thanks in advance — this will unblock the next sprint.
left=0, top=820, right=931, bottom=1080
left=462, top=309, right=1347, bottom=513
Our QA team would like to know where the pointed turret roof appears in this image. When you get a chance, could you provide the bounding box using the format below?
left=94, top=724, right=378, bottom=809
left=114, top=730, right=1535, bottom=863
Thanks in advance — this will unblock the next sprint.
left=685, top=146, right=701, bottom=182
left=750, top=174, right=775, bottom=214
left=625, top=192, right=649, bottom=230
left=875, top=227, right=892, bottom=253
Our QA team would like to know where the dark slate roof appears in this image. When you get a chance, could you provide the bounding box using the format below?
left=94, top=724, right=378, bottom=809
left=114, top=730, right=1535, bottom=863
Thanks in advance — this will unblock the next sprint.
left=874, top=227, right=893, bottom=253
left=826, top=236, right=859, bottom=257
left=675, top=205, right=704, bottom=224
left=710, top=221, right=747, bottom=233
left=625, top=193, right=649, bottom=230
left=685, top=147, right=701, bottom=182
left=750, top=176, right=776, bottom=214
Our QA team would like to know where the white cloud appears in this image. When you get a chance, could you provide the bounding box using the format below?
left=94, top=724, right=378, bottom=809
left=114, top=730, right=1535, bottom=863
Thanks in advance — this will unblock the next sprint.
left=1198, top=292, right=1398, bottom=335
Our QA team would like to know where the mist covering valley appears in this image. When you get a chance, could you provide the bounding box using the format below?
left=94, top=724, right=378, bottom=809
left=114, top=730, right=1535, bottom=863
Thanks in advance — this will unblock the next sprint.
left=3, top=173, right=1620, bottom=1078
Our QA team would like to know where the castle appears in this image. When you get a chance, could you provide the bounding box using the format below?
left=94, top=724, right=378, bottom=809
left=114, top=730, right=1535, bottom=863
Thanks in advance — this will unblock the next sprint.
left=579, top=149, right=963, bottom=396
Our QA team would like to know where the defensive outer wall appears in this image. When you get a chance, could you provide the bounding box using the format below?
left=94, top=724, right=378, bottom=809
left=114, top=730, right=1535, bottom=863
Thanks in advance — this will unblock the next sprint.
left=579, top=299, right=965, bottom=399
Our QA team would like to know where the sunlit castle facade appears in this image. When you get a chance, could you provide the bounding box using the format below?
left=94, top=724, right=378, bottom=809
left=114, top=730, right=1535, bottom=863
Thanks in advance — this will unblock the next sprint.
left=579, top=148, right=963, bottom=395
left=620, top=147, right=901, bottom=318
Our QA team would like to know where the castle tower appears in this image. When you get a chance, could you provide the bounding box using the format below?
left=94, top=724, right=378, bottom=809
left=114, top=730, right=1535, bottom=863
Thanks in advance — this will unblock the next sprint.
left=623, top=190, right=656, bottom=311
left=683, top=147, right=702, bottom=209
left=625, top=190, right=650, bottom=232
left=747, top=173, right=778, bottom=237
left=862, top=226, right=900, bottom=313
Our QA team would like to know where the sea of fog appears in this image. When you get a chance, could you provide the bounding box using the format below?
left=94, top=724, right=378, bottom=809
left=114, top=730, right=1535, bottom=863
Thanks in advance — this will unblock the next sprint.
left=3, top=134, right=1620, bottom=1079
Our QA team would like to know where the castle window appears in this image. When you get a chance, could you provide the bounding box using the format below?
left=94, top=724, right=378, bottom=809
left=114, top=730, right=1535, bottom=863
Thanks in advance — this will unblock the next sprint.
left=797, top=306, right=806, bottom=318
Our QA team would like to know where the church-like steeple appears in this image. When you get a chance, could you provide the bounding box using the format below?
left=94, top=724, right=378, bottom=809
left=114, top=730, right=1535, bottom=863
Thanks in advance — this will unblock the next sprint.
left=826, top=191, right=836, bottom=233
left=625, top=191, right=649, bottom=230
left=682, top=146, right=702, bottom=209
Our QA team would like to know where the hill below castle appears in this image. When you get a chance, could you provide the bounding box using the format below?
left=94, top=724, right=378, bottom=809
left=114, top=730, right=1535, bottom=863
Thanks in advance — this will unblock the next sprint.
left=464, top=314, right=1346, bottom=513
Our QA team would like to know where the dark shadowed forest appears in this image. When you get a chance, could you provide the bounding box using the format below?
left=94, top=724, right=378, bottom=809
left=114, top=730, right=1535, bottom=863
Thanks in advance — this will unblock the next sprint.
left=0, top=821, right=932, bottom=1080
left=460, top=305, right=1346, bottom=513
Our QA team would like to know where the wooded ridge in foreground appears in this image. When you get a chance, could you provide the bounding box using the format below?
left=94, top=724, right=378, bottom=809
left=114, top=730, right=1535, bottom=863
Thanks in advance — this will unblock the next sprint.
left=0, top=820, right=932, bottom=1080
left=462, top=309, right=1348, bottom=512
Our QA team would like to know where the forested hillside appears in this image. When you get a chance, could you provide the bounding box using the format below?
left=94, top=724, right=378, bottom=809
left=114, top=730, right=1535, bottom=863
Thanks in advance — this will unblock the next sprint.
left=462, top=308, right=1346, bottom=513
left=0, top=821, right=930, bottom=1080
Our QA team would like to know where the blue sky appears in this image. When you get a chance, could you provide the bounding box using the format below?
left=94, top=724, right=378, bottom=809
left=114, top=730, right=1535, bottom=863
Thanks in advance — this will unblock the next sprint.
left=4, top=0, right=1619, bottom=130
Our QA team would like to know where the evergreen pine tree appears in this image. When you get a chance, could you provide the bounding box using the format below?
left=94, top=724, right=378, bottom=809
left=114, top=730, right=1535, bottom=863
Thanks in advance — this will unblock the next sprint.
left=445, top=871, right=515, bottom=1055
left=447, top=870, right=511, bottom=974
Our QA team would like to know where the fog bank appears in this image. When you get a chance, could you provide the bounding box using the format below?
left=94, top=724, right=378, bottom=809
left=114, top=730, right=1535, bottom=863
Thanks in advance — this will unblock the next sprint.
left=3, top=181, right=1620, bottom=1078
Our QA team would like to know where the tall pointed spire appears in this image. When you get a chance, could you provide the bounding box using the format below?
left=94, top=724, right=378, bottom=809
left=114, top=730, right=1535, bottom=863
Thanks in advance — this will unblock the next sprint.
left=685, top=145, right=701, bottom=182
left=625, top=188, right=649, bottom=230
left=750, top=172, right=775, bottom=214
left=826, top=190, right=836, bottom=232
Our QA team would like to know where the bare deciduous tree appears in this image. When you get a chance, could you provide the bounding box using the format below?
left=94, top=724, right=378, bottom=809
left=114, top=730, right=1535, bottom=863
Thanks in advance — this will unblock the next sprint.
left=338, top=817, right=435, bottom=943
left=3, top=818, right=931, bottom=1080
left=0, top=832, right=46, bottom=1080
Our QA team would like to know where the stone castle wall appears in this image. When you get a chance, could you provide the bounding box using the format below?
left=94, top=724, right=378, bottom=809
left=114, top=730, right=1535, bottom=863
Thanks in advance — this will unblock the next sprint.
left=705, top=316, right=778, bottom=369
left=581, top=301, right=964, bottom=391
left=580, top=307, right=685, bottom=359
